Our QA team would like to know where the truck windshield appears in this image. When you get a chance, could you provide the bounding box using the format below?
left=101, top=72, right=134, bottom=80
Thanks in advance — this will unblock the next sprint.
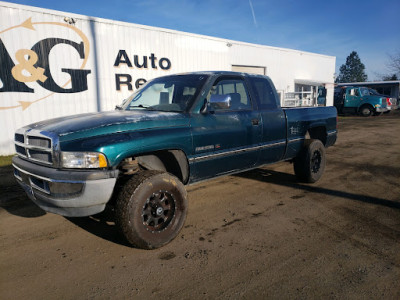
left=122, top=74, right=209, bottom=112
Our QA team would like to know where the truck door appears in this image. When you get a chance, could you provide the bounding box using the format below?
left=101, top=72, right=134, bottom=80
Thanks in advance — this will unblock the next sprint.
left=190, top=76, right=262, bottom=180
left=345, top=87, right=361, bottom=108
left=247, top=76, right=286, bottom=165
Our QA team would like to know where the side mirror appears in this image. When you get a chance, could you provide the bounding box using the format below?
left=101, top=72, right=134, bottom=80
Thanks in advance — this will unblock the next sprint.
left=209, top=94, right=231, bottom=110
left=115, top=105, right=123, bottom=110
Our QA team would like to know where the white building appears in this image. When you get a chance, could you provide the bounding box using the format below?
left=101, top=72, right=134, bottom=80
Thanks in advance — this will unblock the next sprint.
left=0, top=1, right=336, bottom=155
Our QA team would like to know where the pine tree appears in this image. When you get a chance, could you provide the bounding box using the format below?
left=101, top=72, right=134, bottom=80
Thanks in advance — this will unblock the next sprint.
left=336, top=51, right=368, bottom=83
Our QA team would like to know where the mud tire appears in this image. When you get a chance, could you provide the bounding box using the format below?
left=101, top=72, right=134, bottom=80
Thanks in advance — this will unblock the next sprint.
left=293, top=139, right=326, bottom=183
left=115, top=170, right=188, bottom=249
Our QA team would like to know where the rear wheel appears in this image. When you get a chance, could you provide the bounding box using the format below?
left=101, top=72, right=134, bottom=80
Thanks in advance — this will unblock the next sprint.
left=115, top=170, right=188, bottom=249
left=293, top=139, right=326, bottom=183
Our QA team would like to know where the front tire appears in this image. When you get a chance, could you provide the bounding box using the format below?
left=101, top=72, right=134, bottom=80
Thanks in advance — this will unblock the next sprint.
left=293, top=139, right=326, bottom=183
left=115, top=170, right=188, bottom=249
left=359, top=105, right=373, bottom=117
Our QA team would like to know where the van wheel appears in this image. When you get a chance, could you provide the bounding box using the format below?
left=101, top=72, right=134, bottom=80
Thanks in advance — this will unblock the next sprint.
left=359, top=105, right=373, bottom=117
left=115, top=170, right=188, bottom=249
left=294, top=139, right=326, bottom=183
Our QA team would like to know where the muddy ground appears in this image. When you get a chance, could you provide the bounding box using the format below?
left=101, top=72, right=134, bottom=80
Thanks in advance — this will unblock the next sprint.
left=1, top=111, right=399, bottom=299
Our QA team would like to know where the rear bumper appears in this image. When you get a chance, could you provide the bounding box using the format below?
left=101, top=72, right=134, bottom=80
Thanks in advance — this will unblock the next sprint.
left=12, top=156, right=118, bottom=217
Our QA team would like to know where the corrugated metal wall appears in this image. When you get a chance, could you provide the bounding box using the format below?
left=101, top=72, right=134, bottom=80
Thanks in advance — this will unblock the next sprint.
left=0, top=1, right=335, bottom=155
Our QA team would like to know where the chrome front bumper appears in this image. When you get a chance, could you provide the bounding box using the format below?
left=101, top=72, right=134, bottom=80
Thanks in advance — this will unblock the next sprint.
left=12, top=156, right=118, bottom=217
left=375, top=107, right=389, bottom=112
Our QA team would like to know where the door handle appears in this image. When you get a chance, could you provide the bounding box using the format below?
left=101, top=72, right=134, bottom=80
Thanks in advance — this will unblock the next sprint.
left=251, top=119, right=260, bottom=126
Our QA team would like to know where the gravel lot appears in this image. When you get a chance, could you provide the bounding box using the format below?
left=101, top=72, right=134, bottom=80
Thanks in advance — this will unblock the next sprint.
left=1, top=111, right=399, bottom=299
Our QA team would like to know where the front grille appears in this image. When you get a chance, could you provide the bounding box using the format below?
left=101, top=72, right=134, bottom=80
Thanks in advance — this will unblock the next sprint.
left=27, top=149, right=52, bottom=163
left=15, top=131, right=54, bottom=165
left=15, top=145, right=26, bottom=156
left=27, top=136, right=51, bottom=148
left=15, top=134, right=24, bottom=144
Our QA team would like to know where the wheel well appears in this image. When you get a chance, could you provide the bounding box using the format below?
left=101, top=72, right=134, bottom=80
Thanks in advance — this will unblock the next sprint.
left=358, top=103, right=374, bottom=111
left=307, top=126, right=327, bottom=146
left=118, top=150, right=189, bottom=184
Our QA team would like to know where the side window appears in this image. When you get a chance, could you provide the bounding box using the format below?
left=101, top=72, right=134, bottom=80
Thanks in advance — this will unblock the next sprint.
left=248, top=77, right=278, bottom=110
left=360, top=88, right=369, bottom=96
left=349, top=88, right=360, bottom=97
left=208, top=78, right=251, bottom=110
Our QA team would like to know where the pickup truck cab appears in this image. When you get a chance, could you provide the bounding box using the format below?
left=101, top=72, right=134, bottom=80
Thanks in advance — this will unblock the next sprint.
left=334, top=86, right=389, bottom=116
left=13, top=71, right=337, bottom=249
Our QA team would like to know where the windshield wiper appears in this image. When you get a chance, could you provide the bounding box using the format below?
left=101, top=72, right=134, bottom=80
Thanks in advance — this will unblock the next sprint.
left=129, top=105, right=155, bottom=110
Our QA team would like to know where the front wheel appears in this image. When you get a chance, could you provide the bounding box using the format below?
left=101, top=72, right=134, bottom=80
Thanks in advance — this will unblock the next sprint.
left=293, top=139, right=326, bottom=183
left=359, top=105, right=373, bottom=117
left=115, top=170, right=188, bottom=249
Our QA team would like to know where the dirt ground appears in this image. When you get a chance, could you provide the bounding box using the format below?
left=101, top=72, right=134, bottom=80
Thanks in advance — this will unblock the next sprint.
left=1, top=111, right=400, bottom=299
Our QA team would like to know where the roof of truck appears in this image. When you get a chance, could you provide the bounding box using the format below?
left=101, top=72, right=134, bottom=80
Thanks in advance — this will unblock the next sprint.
left=167, top=71, right=270, bottom=78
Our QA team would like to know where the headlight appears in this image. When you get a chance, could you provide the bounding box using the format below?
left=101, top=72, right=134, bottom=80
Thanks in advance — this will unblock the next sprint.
left=61, top=152, right=108, bottom=168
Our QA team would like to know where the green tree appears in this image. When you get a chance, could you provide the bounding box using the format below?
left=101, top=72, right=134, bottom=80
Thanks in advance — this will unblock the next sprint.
left=336, top=51, right=368, bottom=83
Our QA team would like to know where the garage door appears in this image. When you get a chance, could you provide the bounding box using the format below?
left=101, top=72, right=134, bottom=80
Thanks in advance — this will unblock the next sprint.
left=231, top=65, right=266, bottom=75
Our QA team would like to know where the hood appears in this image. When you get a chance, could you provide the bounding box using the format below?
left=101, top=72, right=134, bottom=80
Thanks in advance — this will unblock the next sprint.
left=27, top=110, right=190, bottom=141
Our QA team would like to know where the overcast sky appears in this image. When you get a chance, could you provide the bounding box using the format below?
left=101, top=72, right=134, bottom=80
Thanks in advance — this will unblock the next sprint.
left=4, top=0, right=400, bottom=81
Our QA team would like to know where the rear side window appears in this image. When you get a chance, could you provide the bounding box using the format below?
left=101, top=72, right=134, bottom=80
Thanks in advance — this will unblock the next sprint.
left=248, top=77, right=278, bottom=110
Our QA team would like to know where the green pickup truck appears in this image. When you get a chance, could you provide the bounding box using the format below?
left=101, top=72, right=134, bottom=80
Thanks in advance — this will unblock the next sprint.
left=334, top=86, right=389, bottom=116
left=13, top=71, right=337, bottom=249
